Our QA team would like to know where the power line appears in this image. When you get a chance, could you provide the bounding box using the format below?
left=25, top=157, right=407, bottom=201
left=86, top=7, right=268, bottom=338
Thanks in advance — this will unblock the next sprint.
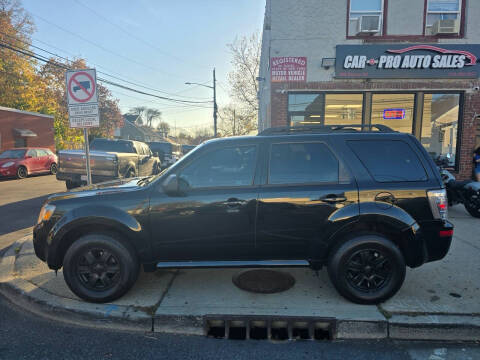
left=28, top=35, right=209, bottom=99
left=30, top=12, right=179, bottom=78
left=72, top=0, right=210, bottom=70
left=0, top=40, right=213, bottom=105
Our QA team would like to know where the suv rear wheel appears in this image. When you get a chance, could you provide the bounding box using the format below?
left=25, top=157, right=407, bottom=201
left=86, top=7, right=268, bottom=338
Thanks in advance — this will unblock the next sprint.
left=62, top=233, right=139, bottom=303
left=327, top=234, right=405, bottom=304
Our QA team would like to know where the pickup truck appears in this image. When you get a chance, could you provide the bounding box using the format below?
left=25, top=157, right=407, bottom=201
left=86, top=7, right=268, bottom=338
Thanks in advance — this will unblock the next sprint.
left=56, top=138, right=161, bottom=189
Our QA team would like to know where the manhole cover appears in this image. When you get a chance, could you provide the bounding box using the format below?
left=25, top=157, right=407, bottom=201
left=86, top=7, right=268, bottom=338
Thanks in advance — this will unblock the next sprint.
left=232, top=269, right=295, bottom=294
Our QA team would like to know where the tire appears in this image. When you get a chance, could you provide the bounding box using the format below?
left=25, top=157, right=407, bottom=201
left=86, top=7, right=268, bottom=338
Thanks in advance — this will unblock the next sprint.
left=465, top=203, right=480, bottom=218
left=62, top=233, right=139, bottom=303
left=16, top=166, right=27, bottom=179
left=327, top=234, right=406, bottom=305
left=126, top=169, right=135, bottom=178
left=50, top=163, right=58, bottom=175
left=66, top=180, right=79, bottom=190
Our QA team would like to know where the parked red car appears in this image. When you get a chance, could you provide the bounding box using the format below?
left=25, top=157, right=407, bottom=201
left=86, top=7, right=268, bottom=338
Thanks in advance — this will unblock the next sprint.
left=0, top=148, right=58, bottom=179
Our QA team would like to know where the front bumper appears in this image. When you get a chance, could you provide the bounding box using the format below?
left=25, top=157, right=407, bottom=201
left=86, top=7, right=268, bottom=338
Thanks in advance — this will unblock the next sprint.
left=33, top=222, right=49, bottom=262
left=0, top=166, right=17, bottom=177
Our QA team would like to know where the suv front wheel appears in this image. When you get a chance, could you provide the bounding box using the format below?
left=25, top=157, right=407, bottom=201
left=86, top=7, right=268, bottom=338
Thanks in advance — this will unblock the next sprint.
left=327, top=234, right=406, bottom=305
left=63, top=233, right=139, bottom=303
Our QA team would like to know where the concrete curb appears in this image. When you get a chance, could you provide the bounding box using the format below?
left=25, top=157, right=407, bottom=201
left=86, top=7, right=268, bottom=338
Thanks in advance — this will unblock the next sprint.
left=0, top=238, right=479, bottom=341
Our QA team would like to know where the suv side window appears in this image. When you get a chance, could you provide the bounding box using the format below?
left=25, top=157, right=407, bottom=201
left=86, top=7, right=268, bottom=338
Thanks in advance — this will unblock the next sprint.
left=348, top=140, right=427, bottom=182
left=179, top=145, right=257, bottom=189
left=268, top=142, right=345, bottom=184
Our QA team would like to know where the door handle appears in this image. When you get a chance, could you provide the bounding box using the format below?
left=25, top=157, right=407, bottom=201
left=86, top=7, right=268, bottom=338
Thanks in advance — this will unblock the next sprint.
left=319, top=195, right=347, bottom=204
left=223, top=198, right=246, bottom=207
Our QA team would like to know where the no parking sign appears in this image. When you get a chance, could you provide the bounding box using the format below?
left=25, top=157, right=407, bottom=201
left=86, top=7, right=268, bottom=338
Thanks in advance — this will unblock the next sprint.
left=66, top=69, right=99, bottom=128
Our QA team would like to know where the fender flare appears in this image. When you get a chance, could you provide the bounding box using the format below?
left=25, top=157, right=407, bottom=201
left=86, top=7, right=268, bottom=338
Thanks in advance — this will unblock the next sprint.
left=46, top=205, right=150, bottom=269
left=320, top=203, right=423, bottom=267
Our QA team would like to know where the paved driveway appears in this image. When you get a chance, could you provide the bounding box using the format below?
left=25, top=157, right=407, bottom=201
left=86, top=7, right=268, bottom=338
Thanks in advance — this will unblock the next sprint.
left=0, top=175, right=65, bottom=256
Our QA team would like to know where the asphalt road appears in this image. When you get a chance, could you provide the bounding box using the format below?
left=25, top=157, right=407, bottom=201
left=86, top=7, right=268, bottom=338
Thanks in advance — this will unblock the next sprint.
left=0, top=175, right=65, bottom=256
left=0, top=294, right=478, bottom=360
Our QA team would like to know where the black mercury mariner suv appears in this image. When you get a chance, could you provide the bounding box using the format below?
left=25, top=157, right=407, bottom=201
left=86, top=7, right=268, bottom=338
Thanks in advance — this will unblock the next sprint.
left=33, top=125, right=453, bottom=304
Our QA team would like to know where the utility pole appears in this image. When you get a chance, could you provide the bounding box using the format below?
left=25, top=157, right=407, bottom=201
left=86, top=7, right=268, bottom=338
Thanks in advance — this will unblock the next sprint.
left=213, top=68, right=218, bottom=137
left=185, top=68, right=217, bottom=137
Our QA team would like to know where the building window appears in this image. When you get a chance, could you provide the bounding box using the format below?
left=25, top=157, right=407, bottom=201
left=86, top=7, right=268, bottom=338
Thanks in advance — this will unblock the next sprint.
left=371, top=94, right=415, bottom=133
left=288, top=94, right=324, bottom=126
left=14, top=138, right=27, bottom=147
left=348, top=0, right=384, bottom=37
left=421, top=93, right=460, bottom=167
left=288, top=93, right=363, bottom=126
left=425, top=0, right=461, bottom=35
left=325, top=94, right=363, bottom=126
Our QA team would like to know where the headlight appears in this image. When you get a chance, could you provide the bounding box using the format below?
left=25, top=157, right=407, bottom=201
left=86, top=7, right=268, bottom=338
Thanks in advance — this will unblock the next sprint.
left=37, top=204, right=56, bottom=224
left=1, top=161, right=14, bottom=168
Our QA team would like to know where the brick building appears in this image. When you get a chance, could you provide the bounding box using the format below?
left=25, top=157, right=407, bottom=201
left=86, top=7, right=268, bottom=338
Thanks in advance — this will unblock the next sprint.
left=258, top=0, right=480, bottom=180
left=0, top=106, right=55, bottom=152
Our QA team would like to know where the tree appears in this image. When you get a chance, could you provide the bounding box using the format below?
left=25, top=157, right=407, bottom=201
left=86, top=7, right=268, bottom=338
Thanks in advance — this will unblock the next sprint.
left=127, top=106, right=147, bottom=125
left=227, top=32, right=260, bottom=127
left=219, top=104, right=256, bottom=137
left=0, top=0, right=41, bottom=112
left=157, top=121, right=170, bottom=137
left=145, top=108, right=161, bottom=128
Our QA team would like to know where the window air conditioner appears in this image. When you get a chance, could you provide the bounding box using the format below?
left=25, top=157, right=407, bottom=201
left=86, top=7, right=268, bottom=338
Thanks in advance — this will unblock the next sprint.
left=431, top=19, right=459, bottom=35
left=357, top=15, right=381, bottom=35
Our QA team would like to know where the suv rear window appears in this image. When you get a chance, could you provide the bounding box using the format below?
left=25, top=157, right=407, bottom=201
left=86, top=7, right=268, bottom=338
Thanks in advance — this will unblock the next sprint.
left=348, top=140, right=427, bottom=182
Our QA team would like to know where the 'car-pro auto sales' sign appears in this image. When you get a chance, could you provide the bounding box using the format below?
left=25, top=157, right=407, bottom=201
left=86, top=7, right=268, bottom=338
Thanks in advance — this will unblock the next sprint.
left=335, top=44, right=480, bottom=79
left=271, top=57, right=307, bottom=82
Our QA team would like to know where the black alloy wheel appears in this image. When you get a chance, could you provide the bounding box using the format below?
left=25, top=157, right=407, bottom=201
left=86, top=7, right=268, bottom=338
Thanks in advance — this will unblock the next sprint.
left=344, top=249, right=391, bottom=292
left=328, top=234, right=406, bottom=304
left=50, top=163, right=58, bottom=175
left=17, top=166, right=27, bottom=179
left=76, top=248, right=121, bottom=291
left=63, top=233, right=139, bottom=303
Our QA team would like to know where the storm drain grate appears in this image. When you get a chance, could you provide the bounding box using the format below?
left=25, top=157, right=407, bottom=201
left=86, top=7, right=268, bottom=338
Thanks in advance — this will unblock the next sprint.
left=204, top=316, right=335, bottom=341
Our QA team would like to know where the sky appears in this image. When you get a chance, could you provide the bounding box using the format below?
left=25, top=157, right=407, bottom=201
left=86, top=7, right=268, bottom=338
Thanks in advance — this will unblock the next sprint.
left=21, top=0, right=265, bottom=135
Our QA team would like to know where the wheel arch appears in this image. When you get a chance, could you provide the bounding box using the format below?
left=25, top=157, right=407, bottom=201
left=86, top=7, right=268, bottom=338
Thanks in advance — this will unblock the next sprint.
left=323, top=210, right=424, bottom=268
left=47, top=206, right=151, bottom=269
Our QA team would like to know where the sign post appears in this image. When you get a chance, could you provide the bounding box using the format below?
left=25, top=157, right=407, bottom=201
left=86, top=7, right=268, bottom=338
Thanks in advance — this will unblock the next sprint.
left=66, top=69, right=99, bottom=186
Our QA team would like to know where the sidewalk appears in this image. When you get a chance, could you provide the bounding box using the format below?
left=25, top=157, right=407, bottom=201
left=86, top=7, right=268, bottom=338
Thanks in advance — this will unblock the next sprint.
left=1, top=205, right=479, bottom=341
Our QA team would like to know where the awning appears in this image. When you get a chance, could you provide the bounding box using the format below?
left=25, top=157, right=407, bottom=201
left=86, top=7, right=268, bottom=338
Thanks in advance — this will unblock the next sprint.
left=14, top=128, right=37, bottom=137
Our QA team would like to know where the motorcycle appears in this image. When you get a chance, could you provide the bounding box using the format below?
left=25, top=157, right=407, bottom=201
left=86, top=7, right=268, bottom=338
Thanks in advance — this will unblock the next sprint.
left=436, top=155, right=480, bottom=218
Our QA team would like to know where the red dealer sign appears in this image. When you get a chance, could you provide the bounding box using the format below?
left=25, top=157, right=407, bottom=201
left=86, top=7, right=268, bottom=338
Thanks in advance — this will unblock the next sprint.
left=271, top=57, right=307, bottom=82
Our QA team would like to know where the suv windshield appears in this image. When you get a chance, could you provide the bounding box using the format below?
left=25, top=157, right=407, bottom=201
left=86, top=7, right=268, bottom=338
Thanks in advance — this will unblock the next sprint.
left=0, top=149, right=26, bottom=159
left=90, top=140, right=135, bottom=153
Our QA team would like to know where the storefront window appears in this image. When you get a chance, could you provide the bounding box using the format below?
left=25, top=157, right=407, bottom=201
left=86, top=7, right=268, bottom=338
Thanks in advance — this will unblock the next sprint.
left=288, top=93, right=363, bottom=126
left=288, top=94, right=323, bottom=126
left=421, top=93, right=460, bottom=167
left=371, top=94, right=415, bottom=133
left=325, top=94, right=363, bottom=126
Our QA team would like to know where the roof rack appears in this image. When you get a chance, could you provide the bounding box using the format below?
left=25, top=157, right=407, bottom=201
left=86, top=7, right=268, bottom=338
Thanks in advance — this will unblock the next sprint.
left=258, top=124, right=395, bottom=136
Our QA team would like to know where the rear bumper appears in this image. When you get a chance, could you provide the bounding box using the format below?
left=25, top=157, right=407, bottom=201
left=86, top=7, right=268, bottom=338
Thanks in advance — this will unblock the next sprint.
left=56, top=172, right=118, bottom=185
left=405, top=220, right=453, bottom=267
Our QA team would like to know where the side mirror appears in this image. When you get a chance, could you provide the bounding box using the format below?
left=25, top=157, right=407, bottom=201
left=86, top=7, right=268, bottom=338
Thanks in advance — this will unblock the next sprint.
left=162, top=174, right=179, bottom=195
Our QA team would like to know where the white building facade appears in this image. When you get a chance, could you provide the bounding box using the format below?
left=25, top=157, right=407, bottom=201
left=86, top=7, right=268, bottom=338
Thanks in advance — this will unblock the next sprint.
left=258, top=0, right=480, bottom=180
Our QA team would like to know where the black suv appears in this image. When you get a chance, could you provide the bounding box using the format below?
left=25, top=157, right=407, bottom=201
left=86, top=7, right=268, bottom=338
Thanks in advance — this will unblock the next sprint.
left=33, top=125, right=453, bottom=304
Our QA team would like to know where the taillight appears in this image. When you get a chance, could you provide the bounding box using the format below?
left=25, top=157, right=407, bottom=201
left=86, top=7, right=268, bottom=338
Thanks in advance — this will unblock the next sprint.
left=427, top=189, right=448, bottom=220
